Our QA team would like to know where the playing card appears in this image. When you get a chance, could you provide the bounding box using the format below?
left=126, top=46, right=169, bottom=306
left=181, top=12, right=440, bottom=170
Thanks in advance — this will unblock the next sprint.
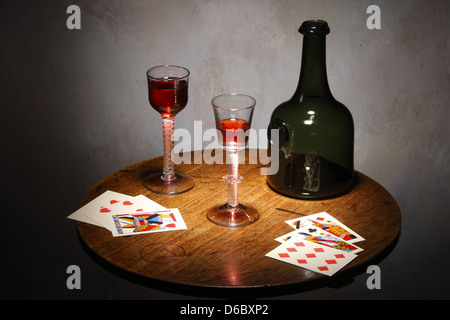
left=67, top=190, right=129, bottom=227
left=274, top=227, right=364, bottom=254
left=108, top=209, right=187, bottom=237
left=67, top=191, right=166, bottom=230
left=285, top=212, right=365, bottom=243
left=265, top=238, right=357, bottom=276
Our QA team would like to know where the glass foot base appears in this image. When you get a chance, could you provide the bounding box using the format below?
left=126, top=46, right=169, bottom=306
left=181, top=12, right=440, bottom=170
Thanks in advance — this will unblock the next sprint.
left=143, top=173, right=195, bottom=195
left=206, top=203, right=259, bottom=227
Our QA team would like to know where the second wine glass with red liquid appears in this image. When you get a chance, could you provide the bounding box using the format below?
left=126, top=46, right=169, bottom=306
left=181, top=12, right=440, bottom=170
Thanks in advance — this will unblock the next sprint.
left=206, top=93, right=259, bottom=227
left=144, top=65, right=195, bottom=194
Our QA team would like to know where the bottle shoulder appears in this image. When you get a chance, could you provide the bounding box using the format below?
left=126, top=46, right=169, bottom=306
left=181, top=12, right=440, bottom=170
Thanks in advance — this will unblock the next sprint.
left=271, top=97, right=353, bottom=122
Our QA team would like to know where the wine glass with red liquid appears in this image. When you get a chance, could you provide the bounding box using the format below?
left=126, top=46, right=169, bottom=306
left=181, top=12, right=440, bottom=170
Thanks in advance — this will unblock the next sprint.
left=206, top=93, right=259, bottom=227
left=144, top=65, right=195, bottom=194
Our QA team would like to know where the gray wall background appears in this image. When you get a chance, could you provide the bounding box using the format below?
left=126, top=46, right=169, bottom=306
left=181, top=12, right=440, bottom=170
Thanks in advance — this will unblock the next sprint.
left=1, top=0, right=449, bottom=299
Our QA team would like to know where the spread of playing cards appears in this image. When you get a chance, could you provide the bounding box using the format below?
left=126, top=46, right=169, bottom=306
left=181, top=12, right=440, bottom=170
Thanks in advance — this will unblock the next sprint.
left=266, top=212, right=365, bottom=276
left=67, top=190, right=187, bottom=237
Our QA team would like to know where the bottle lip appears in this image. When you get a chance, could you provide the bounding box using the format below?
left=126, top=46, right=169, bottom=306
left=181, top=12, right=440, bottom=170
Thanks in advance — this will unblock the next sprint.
left=299, top=20, right=330, bottom=35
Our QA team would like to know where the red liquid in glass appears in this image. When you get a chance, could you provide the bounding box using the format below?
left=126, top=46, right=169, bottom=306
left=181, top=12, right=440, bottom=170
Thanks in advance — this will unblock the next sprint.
left=148, top=80, right=188, bottom=118
left=217, top=118, right=250, bottom=148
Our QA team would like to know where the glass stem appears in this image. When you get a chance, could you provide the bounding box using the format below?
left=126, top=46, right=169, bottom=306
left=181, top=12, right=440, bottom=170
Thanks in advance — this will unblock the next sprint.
left=226, top=149, right=240, bottom=208
left=162, top=116, right=176, bottom=181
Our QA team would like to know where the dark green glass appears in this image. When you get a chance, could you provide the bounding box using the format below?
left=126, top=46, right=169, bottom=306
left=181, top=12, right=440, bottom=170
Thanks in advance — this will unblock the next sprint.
left=267, top=20, right=355, bottom=199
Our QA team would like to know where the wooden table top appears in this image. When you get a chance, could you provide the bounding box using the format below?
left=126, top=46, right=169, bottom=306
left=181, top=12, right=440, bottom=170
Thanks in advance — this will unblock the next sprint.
left=77, top=149, right=401, bottom=295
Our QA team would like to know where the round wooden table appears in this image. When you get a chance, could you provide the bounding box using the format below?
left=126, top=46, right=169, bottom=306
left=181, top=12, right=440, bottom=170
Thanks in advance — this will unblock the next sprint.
left=77, top=149, right=401, bottom=297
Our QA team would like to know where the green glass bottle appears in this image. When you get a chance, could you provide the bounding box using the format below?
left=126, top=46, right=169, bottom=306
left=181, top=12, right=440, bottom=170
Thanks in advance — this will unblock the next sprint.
left=267, top=20, right=355, bottom=199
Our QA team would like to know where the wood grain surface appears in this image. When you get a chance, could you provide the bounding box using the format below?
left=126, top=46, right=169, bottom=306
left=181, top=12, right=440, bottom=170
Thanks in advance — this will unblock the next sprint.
left=77, top=149, right=401, bottom=291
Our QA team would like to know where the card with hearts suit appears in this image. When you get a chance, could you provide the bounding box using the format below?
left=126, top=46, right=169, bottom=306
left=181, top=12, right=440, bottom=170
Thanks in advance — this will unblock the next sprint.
left=67, top=191, right=165, bottom=231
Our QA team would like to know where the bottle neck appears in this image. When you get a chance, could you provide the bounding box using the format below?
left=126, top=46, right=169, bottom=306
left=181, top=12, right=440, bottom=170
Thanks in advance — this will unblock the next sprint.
left=293, top=34, right=333, bottom=101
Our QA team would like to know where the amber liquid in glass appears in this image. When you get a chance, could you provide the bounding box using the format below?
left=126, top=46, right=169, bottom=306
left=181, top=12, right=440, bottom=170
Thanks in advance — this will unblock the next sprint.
left=148, top=80, right=188, bottom=118
left=217, top=118, right=250, bottom=148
